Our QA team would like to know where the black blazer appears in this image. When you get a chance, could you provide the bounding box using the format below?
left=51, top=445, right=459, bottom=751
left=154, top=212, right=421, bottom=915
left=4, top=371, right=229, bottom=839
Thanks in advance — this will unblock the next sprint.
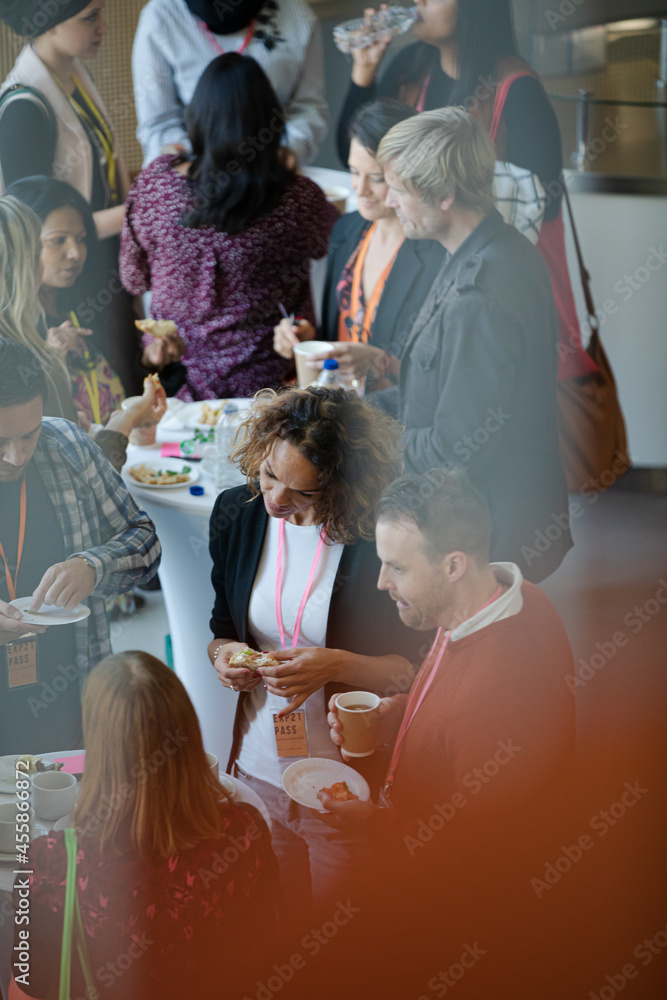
left=320, top=212, right=446, bottom=359
left=209, top=485, right=430, bottom=769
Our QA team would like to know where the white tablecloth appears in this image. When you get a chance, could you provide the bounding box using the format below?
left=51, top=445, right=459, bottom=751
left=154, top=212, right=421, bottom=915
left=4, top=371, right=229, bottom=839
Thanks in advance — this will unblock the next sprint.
left=122, top=444, right=242, bottom=769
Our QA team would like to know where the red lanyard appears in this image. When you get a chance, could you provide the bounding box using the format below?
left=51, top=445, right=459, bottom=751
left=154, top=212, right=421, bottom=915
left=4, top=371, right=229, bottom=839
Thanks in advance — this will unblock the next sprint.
left=0, top=474, right=27, bottom=602
left=274, top=518, right=326, bottom=650
left=383, top=583, right=503, bottom=796
left=201, top=19, right=255, bottom=55
left=415, top=71, right=432, bottom=113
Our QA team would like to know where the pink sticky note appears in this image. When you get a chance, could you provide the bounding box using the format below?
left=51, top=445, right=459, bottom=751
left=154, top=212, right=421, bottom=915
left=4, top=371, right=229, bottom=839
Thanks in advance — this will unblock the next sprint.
left=161, top=443, right=183, bottom=458
left=52, top=753, right=86, bottom=774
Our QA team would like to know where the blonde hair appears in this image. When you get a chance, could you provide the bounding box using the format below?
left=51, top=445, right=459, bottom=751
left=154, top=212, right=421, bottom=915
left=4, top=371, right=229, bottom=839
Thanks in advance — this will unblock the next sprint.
left=74, top=652, right=229, bottom=859
left=377, top=107, right=496, bottom=214
left=0, top=196, right=69, bottom=383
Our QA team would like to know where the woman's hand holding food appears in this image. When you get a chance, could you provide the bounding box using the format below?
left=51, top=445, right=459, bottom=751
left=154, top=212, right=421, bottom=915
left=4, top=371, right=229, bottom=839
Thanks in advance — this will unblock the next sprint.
left=207, top=640, right=264, bottom=694
left=307, top=341, right=388, bottom=380
left=350, top=7, right=393, bottom=87
left=273, top=318, right=316, bottom=359
left=47, top=320, right=92, bottom=357
left=258, top=647, right=346, bottom=717
left=141, top=330, right=186, bottom=370
left=106, top=377, right=167, bottom=438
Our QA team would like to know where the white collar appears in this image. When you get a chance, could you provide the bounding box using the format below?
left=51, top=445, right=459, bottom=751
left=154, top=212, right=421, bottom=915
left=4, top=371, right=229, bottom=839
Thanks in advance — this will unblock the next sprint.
left=449, top=562, right=524, bottom=641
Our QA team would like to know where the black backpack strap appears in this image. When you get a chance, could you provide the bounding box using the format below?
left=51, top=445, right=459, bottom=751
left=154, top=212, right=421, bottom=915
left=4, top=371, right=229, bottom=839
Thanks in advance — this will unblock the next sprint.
left=0, top=84, right=57, bottom=149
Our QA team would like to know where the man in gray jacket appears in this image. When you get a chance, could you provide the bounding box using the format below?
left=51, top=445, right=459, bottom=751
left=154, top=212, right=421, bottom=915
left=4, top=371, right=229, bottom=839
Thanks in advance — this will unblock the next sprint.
left=374, top=108, right=572, bottom=582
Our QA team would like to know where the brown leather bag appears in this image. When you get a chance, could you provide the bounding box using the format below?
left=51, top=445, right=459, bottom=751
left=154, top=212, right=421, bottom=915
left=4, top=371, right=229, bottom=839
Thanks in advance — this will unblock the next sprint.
left=556, top=187, right=630, bottom=493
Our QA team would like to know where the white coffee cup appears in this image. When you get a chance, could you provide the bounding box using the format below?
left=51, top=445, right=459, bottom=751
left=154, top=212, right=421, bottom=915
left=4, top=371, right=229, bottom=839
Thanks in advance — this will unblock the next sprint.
left=205, top=752, right=219, bottom=778
left=0, top=802, right=34, bottom=853
left=293, top=341, right=333, bottom=388
left=31, top=771, right=78, bottom=821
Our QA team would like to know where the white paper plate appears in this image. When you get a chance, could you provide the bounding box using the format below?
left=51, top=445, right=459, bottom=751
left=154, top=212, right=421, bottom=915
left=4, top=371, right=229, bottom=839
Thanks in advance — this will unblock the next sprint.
left=180, top=398, right=253, bottom=431
left=127, top=458, right=200, bottom=489
left=282, top=758, right=370, bottom=813
left=9, top=599, right=91, bottom=627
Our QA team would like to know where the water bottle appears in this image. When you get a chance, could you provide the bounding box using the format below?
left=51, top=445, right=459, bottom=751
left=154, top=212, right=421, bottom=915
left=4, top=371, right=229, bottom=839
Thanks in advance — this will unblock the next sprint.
left=214, top=403, right=241, bottom=492
left=333, top=6, right=417, bottom=54
left=316, top=358, right=346, bottom=388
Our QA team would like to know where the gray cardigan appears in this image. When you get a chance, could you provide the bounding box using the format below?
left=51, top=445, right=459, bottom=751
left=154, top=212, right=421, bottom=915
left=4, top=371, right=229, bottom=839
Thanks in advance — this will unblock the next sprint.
left=375, top=210, right=572, bottom=583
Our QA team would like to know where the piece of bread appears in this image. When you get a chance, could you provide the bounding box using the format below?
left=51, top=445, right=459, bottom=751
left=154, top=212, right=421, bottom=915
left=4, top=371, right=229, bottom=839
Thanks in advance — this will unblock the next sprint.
left=135, top=318, right=178, bottom=338
left=229, top=648, right=280, bottom=668
left=143, top=373, right=162, bottom=392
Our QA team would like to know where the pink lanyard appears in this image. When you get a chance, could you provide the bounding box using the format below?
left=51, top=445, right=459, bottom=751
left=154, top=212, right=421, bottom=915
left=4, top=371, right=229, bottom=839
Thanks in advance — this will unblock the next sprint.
left=200, top=19, right=255, bottom=55
left=415, top=71, right=432, bottom=113
left=383, top=583, right=503, bottom=796
left=274, top=518, right=326, bottom=650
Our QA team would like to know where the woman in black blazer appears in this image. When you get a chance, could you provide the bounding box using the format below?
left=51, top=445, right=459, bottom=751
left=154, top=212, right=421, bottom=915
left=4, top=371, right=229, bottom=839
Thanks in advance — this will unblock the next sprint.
left=207, top=387, right=427, bottom=916
left=274, top=99, right=445, bottom=391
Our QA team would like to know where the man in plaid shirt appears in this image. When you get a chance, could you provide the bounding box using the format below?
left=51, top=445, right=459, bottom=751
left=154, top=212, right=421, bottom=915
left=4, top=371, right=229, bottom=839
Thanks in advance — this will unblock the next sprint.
left=0, top=340, right=160, bottom=753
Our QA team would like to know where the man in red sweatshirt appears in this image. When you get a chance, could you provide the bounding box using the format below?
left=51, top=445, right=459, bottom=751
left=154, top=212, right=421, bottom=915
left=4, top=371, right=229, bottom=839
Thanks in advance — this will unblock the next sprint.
left=323, top=466, right=575, bottom=827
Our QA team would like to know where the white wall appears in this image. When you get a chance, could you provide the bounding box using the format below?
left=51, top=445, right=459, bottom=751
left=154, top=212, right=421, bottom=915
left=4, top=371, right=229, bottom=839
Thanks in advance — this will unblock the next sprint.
left=566, top=187, right=667, bottom=467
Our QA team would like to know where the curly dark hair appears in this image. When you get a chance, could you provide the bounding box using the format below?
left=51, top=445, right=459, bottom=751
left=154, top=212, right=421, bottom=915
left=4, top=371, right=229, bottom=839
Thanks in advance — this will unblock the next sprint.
left=232, top=386, right=403, bottom=544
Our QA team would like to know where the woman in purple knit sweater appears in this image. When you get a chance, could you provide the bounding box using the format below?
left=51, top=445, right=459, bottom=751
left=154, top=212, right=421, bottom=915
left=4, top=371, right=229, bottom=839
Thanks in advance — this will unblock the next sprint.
left=120, top=53, right=337, bottom=401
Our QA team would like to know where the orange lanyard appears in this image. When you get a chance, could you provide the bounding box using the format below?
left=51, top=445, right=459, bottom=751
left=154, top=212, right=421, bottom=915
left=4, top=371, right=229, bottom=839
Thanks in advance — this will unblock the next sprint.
left=349, top=223, right=403, bottom=344
left=0, top=474, right=26, bottom=602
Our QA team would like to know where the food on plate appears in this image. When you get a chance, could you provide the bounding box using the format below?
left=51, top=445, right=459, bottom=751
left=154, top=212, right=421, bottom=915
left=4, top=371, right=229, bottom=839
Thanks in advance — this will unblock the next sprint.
left=129, top=463, right=191, bottom=486
left=143, top=372, right=162, bottom=392
left=199, top=402, right=224, bottom=426
left=135, top=318, right=178, bottom=338
left=15, top=754, right=42, bottom=774
left=317, top=781, right=359, bottom=803
left=229, top=648, right=280, bottom=668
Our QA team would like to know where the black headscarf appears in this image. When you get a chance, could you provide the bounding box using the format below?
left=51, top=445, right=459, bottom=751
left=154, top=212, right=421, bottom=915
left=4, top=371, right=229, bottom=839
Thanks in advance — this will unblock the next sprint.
left=0, top=0, right=93, bottom=37
left=184, top=0, right=266, bottom=36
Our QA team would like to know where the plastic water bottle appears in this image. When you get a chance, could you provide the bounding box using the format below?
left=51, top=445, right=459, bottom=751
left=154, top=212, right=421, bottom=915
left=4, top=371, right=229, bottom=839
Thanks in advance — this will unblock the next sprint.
left=333, top=6, right=417, bottom=54
left=214, top=403, right=241, bottom=491
left=316, top=358, right=346, bottom=388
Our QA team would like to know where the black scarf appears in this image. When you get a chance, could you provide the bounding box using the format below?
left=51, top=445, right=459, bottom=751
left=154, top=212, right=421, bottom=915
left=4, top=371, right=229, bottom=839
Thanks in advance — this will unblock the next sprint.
left=0, top=0, right=92, bottom=37
left=184, top=0, right=266, bottom=35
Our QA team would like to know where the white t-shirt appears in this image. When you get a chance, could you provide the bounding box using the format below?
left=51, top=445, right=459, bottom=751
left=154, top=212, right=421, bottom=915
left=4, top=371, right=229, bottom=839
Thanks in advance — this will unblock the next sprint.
left=237, top=517, right=344, bottom=788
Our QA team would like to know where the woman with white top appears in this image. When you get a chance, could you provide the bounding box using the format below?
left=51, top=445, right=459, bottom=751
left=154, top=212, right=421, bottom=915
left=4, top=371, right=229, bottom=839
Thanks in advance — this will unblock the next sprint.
left=207, top=386, right=425, bottom=915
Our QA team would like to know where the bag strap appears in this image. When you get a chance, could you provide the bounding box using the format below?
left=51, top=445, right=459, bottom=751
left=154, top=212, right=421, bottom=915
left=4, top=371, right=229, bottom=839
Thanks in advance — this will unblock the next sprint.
left=489, top=71, right=534, bottom=143
left=562, top=184, right=599, bottom=334
left=0, top=84, right=57, bottom=149
left=59, top=829, right=96, bottom=1000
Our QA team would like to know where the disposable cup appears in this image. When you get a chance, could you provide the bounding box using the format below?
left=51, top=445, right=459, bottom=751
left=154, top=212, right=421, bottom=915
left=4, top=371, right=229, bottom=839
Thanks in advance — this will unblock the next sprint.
left=293, top=341, right=333, bottom=388
left=324, top=186, right=350, bottom=214
left=335, top=691, right=381, bottom=757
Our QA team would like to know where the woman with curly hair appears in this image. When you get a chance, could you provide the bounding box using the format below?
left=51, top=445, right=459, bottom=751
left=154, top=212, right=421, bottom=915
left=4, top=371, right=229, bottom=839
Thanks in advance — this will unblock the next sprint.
left=207, top=386, right=425, bottom=916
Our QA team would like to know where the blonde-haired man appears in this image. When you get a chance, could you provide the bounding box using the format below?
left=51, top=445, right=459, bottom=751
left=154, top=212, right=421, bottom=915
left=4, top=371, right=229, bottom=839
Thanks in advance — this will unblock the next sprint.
left=373, top=108, right=572, bottom=583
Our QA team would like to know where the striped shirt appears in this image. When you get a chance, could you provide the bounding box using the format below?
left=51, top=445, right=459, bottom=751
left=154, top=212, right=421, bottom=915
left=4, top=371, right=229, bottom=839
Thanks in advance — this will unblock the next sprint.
left=32, top=418, right=161, bottom=682
left=132, top=0, right=328, bottom=166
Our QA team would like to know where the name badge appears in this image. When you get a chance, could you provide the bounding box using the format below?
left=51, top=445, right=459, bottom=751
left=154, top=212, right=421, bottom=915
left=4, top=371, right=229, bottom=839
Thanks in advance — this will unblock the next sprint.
left=273, top=711, right=309, bottom=758
left=6, top=637, right=38, bottom=688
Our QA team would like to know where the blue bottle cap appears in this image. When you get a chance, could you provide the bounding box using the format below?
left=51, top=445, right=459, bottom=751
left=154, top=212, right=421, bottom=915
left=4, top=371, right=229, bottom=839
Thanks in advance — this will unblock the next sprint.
left=323, top=358, right=339, bottom=370
left=189, top=485, right=204, bottom=496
